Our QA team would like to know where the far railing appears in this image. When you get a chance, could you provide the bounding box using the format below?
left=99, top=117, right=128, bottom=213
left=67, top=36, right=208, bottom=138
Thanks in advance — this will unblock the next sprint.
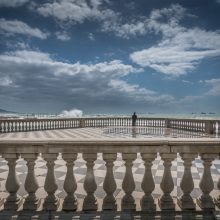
left=0, top=117, right=219, bottom=134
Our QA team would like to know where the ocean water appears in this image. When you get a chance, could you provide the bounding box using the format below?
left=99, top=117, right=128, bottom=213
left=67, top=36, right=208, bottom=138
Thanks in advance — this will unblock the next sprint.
left=0, top=112, right=220, bottom=120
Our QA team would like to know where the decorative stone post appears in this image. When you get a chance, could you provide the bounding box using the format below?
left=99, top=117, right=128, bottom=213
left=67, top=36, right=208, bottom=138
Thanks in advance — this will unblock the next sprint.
left=103, top=153, right=117, bottom=210
left=23, top=153, right=39, bottom=210
left=159, top=153, right=176, bottom=210
left=83, top=153, right=97, bottom=211
left=197, top=154, right=216, bottom=210
left=178, top=153, right=196, bottom=210
left=214, top=154, right=220, bottom=208
left=121, top=153, right=136, bottom=211
left=141, top=153, right=156, bottom=211
left=43, top=153, right=59, bottom=211
left=3, top=153, right=21, bottom=210
left=62, top=153, right=78, bottom=211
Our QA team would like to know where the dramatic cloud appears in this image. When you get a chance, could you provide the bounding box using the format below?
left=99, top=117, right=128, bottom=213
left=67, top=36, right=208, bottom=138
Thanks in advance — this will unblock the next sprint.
left=129, top=5, right=220, bottom=76
left=0, top=18, right=49, bottom=39
left=0, top=0, right=28, bottom=7
left=0, top=49, right=174, bottom=109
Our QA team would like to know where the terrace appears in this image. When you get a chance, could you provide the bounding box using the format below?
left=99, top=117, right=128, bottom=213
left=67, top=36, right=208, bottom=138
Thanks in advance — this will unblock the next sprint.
left=0, top=117, right=220, bottom=219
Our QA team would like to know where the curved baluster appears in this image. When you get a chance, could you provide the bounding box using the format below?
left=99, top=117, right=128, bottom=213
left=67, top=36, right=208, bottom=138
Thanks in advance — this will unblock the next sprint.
left=62, top=153, right=78, bottom=211
left=23, top=153, right=39, bottom=210
left=159, top=153, right=176, bottom=210
left=103, top=153, right=117, bottom=210
left=3, top=153, right=21, bottom=210
left=178, top=153, right=196, bottom=210
left=197, top=154, right=216, bottom=210
left=83, top=153, right=97, bottom=211
left=121, top=153, right=136, bottom=211
left=43, top=153, right=59, bottom=211
left=141, top=153, right=156, bottom=211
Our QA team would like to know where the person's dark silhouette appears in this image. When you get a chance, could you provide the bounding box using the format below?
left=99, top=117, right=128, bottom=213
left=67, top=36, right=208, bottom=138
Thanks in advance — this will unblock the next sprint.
left=132, top=112, right=137, bottom=126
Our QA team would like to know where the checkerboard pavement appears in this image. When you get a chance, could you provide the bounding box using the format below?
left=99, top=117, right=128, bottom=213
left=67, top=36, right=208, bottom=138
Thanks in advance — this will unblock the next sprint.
left=0, top=153, right=220, bottom=201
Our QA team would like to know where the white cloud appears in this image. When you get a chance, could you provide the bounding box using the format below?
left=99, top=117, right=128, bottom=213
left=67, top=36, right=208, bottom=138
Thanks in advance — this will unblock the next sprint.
left=59, top=109, right=83, bottom=117
left=36, top=0, right=112, bottom=23
left=129, top=5, right=220, bottom=76
left=205, top=78, right=220, bottom=96
left=0, top=76, right=12, bottom=86
left=0, top=18, right=49, bottom=39
left=55, top=31, right=71, bottom=41
left=0, top=49, right=175, bottom=107
left=0, top=0, right=28, bottom=7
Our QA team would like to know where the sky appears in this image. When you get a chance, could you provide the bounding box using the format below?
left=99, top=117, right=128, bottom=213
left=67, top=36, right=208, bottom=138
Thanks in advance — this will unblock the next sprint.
left=0, top=0, right=220, bottom=115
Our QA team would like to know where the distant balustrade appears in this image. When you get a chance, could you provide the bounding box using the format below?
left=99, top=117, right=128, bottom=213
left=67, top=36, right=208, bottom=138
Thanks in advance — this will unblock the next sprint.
left=0, top=140, right=220, bottom=213
left=0, top=117, right=219, bottom=134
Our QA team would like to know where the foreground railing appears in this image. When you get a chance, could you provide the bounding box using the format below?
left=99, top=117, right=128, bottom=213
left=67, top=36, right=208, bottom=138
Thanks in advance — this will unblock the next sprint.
left=0, top=140, right=220, bottom=213
left=0, top=117, right=219, bottom=134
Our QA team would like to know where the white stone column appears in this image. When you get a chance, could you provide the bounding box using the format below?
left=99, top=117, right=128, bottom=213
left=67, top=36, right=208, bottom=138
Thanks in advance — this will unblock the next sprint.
left=103, top=153, right=117, bottom=210
left=141, top=153, right=156, bottom=211
left=43, top=153, right=59, bottom=211
left=178, top=153, right=196, bottom=210
left=62, top=153, right=77, bottom=211
left=121, top=153, right=136, bottom=211
left=3, top=153, right=21, bottom=210
left=23, top=153, right=39, bottom=210
left=83, top=153, right=97, bottom=211
left=159, top=153, right=176, bottom=210
left=197, top=154, right=216, bottom=210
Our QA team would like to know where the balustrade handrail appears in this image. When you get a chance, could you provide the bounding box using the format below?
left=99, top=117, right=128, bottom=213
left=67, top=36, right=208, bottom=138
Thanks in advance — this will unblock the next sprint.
left=0, top=116, right=219, bottom=134
left=0, top=139, right=220, bottom=214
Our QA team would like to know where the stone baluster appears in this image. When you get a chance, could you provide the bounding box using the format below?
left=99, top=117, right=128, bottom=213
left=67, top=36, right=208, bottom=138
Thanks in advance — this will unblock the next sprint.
left=159, top=153, right=176, bottom=210
left=141, top=153, right=156, bottom=211
left=43, top=153, right=59, bottom=211
left=83, top=153, right=97, bottom=211
left=178, top=153, right=196, bottom=210
left=214, top=155, right=220, bottom=208
left=23, top=153, right=39, bottom=210
left=3, top=153, right=21, bottom=210
left=121, top=153, right=136, bottom=210
left=197, top=154, right=216, bottom=210
left=62, top=153, right=78, bottom=211
left=103, top=153, right=117, bottom=210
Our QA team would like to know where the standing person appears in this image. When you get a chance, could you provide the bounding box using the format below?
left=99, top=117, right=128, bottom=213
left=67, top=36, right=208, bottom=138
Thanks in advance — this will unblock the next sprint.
left=132, top=112, right=137, bottom=126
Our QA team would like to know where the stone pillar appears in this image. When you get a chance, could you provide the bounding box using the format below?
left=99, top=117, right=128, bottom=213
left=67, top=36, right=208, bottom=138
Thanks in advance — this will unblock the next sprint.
left=159, top=153, right=176, bottom=210
left=83, top=153, right=97, bottom=211
left=141, top=153, right=156, bottom=211
left=121, top=153, right=136, bottom=211
left=43, top=153, right=59, bottom=211
left=103, top=153, right=117, bottom=210
left=214, top=155, right=220, bottom=208
left=178, top=153, right=196, bottom=210
left=205, top=121, right=214, bottom=134
left=23, top=153, right=39, bottom=210
left=3, top=153, right=21, bottom=210
left=197, top=154, right=216, bottom=210
left=62, top=153, right=77, bottom=211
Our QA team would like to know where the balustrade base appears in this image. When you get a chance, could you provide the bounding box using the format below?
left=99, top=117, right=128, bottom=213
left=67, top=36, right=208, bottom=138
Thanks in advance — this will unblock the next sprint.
left=4, top=197, right=22, bottom=211
left=177, top=197, right=196, bottom=210
left=43, top=197, right=60, bottom=211
left=158, top=197, right=175, bottom=210
left=141, top=195, right=156, bottom=211
left=196, top=197, right=215, bottom=210
left=62, top=197, right=77, bottom=211
left=82, top=196, right=98, bottom=211
left=102, top=197, right=117, bottom=210
left=23, top=198, right=41, bottom=211
left=121, top=196, right=136, bottom=211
